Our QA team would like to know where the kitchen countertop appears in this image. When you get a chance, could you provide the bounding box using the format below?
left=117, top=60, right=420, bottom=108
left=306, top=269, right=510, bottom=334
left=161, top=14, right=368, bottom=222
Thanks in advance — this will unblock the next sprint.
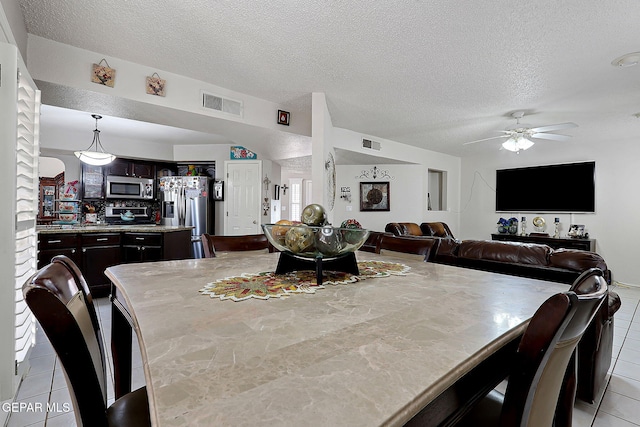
left=37, top=224, right=193, bottom=234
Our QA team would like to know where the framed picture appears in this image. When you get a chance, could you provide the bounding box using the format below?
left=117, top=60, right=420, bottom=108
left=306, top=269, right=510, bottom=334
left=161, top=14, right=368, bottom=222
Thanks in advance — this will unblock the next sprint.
left=568, top=224, right=585, bottom=238
left=360, top=181, right=390, bottom=211
left=277, top=110, right=290, bottom=126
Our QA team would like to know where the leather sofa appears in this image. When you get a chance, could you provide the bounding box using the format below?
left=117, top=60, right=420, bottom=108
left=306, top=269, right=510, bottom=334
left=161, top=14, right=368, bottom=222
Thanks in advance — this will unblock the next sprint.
left=385, top=221, right=455, bottom=238
left=382, top=222, right=621, bottom=403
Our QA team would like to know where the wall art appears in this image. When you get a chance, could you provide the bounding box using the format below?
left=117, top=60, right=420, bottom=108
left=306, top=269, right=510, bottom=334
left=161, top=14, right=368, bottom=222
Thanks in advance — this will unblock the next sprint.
left=277, top=110, right=290, bottom=126
left=360, top=181, right=390, bottom=211
left=91, top=59, right=116, bottom=87
left=146, top=72, right=166, bottom=96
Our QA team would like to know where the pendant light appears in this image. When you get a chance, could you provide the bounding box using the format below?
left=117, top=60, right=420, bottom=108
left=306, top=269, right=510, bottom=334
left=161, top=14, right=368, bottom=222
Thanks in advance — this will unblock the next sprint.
left=74, top=114, right=116, bottom=165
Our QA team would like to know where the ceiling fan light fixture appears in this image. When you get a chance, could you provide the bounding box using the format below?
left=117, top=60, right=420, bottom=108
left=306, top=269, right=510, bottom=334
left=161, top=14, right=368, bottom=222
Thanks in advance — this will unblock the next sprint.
left=502, top=135, right=534, bottom=153
left=74, top=114, right=116, bottom=166
left=611, top=52, right=640, bottom=68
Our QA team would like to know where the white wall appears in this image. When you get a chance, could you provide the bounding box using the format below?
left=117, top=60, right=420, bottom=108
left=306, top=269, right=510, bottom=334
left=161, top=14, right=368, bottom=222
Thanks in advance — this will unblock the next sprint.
left=39, top=157, right=64, bottom=177
left=330, top=129, right=461, bottom=234
left=26, top=36, right=311, bottom=139
left=460, top=141, right=640, bottom=285
left=333, top=164, right=425, bottom=231
left=0, top=0, right=26, bottom=56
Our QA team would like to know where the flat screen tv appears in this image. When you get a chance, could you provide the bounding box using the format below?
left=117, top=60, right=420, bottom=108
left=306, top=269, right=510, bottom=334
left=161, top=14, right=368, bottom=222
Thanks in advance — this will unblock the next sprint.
left=495, top=161, right=595, bottom=213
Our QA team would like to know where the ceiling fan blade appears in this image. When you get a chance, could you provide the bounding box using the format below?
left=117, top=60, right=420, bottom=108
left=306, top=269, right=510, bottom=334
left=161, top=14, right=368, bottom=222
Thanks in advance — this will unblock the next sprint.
left=463, top=135, right=508, bottom=145
left=530, top=132, right=571, bottom=141
left=528, top=122, right=578, bottom=133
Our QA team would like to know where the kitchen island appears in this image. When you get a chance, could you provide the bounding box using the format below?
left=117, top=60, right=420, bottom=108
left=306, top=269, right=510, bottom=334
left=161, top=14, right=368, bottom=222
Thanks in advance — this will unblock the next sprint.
left=38, top=225, right=192, bottom=296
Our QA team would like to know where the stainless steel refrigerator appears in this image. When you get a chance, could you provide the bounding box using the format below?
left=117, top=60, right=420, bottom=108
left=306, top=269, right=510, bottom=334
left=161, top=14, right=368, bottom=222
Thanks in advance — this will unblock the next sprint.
left=159, top=176, right=212, bottom=258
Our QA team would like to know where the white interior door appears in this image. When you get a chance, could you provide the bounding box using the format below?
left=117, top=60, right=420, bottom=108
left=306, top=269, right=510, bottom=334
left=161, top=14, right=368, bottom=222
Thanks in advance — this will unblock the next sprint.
left=224, top=161, right=261, bottom=235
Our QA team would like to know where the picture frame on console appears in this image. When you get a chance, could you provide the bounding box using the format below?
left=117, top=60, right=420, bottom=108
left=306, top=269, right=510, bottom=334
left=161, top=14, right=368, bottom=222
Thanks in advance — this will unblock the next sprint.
left=360, top=181, right=390, bottom=212
left=568, top=224, right=586, bottom=238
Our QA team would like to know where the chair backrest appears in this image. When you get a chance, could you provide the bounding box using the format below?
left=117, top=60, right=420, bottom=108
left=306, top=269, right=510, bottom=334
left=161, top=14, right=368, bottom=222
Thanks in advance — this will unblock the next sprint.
left=23, top=257, right=109, bottom=427
left=420, top=222, right=455, bottom=238
left=201, top=233, right=273, bottom=258
left=499, top=269, right=607, bottom=427
left=377, top=234, right=438, bottom=261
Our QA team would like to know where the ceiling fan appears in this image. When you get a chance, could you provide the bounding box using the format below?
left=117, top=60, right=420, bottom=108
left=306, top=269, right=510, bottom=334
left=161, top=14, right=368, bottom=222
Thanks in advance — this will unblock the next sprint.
left=463, top=111, right=578, bottom=152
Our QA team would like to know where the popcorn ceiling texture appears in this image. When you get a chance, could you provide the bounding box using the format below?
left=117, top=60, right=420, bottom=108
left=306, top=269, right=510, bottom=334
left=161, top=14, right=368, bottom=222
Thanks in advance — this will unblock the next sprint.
left=17, top=0, right=640, bottom=156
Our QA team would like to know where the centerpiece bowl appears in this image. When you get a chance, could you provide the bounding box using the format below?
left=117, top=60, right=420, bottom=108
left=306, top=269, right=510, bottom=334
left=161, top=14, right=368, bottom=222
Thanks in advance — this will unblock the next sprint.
left=263, top=223, right=370, bottom=285
left=262, top=224, right=370, bottom=258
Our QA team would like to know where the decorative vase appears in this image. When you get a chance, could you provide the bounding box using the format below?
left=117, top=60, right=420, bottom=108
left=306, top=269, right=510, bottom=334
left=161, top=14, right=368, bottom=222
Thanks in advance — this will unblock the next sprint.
left=498, top=226, right=508, bottom=234
left=508, top=225, right=518, bottom=234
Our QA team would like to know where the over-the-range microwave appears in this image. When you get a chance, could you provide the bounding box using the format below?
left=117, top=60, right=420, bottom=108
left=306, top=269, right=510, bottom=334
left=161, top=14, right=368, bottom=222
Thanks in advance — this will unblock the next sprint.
left=106, top=175, right=154, bottom=200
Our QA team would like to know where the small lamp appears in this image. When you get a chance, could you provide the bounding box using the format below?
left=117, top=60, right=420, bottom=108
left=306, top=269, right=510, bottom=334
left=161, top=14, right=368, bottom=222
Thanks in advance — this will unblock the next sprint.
left=74, top=114, right=116, bottom=165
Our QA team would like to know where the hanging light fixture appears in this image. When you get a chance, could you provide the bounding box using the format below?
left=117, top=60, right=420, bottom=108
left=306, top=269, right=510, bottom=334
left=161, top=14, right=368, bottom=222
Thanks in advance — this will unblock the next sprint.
left=74, top=114, right=116, bottom=165
left=502, top=135, right=534, bottom=153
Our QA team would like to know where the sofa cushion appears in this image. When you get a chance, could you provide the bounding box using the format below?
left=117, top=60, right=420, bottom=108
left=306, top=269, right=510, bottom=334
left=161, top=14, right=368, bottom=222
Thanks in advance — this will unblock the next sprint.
left=458, top=240, right=551, bottom=266
left=549, top=248, right=608, bottom=273
left=401, top=223, right=423, bottom=236
left=420, top=222, right=455, bottom=238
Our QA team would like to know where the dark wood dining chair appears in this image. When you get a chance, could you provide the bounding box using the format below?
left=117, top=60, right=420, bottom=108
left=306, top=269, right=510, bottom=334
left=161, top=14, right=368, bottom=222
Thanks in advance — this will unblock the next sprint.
left=201, top=233, right=273, bottom=258
left=23, top=256, right=151, bottom=427
left=376, top=234, right=439, bottom=261
left=451, top=268, right=608, bottom=427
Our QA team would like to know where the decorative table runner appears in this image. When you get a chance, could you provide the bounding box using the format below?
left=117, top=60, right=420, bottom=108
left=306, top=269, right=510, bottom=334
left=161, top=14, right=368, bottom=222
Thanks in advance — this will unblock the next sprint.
left=199, top=260, right=411, bottom=302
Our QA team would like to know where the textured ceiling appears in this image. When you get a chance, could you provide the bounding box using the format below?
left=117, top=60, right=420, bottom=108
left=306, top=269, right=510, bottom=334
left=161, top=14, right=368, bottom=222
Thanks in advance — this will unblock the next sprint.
left=18, top=0, right=640, bottom=163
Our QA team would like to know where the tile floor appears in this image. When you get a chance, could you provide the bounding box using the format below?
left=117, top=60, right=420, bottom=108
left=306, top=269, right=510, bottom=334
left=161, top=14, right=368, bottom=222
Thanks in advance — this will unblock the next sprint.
left=4, top=284, right=640, bottom=427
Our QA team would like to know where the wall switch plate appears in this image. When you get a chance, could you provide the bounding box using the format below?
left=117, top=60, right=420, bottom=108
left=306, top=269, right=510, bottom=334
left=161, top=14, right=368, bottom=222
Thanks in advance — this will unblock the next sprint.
left=346, top=206, right=352, bottom=211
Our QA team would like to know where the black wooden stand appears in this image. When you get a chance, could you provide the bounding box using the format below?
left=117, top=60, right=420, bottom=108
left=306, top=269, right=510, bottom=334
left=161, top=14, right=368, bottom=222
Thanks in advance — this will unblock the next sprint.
left=275, top=251, right=360, bottom=286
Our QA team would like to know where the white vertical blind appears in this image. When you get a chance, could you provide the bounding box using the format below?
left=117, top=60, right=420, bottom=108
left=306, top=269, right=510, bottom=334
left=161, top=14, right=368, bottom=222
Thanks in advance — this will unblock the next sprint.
left=290, top=180, right=302, bottom=221
left=14, top=71, right=39, bottom=365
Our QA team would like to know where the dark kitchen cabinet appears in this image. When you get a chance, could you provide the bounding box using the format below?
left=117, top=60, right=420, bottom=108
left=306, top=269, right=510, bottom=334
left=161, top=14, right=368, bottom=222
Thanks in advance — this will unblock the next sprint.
left=106, top=159, right=155, bottom=179
left=38, top=229, right=191, bottom=297
left=38, top=233, right=80, bottom=269
left=122, top=233, right=163, bottom=263
left=81, top=233, right=122, bottom=297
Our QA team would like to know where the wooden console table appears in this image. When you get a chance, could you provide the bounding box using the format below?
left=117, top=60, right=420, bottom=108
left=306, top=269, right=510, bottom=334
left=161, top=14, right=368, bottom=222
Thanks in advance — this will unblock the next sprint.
left=491, top=233, right=595, bottom=251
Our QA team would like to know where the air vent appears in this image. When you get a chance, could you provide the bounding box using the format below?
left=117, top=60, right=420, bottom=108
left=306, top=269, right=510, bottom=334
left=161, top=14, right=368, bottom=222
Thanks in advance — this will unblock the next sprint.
left=201, top=91, right=243, bottom=117
left=362, top=138, right=381, bottom=150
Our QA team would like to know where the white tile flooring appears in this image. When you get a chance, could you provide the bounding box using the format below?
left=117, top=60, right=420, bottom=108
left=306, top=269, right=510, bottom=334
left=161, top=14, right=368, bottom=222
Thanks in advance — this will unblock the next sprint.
left=5, top=284, right=640, bottom=426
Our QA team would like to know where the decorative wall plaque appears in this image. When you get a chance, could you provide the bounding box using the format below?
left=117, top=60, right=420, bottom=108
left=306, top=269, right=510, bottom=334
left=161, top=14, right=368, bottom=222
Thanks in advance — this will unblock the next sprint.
left=91, top=59, right=116, bottom=87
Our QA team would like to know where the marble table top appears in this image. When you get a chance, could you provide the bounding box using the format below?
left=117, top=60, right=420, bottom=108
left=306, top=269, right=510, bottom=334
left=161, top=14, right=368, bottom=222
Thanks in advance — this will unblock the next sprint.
left=105, top=251, right=568, bottom=427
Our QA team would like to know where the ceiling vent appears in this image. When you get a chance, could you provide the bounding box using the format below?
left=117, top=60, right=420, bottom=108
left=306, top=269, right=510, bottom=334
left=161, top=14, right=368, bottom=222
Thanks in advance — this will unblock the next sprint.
left=201, top=91, right=243, bottom=117
left=362, top=138, right=381, bottom=150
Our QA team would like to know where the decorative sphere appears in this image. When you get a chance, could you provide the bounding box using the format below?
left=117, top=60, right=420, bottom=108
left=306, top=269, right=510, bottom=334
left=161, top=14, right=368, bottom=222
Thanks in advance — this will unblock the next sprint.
left=340, top=219, right=363, bottom=244
left=301, top=204, right=327, bottom=226
left=284, top=226, right=315, bottom=254
left=315, top=225, right=343, bottom=256
left=272, top=219, right=295, bottom=244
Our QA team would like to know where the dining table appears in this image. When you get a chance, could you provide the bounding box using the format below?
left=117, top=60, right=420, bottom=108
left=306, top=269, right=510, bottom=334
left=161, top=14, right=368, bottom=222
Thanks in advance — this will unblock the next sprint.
left=105, top=250, right=568, bottom=427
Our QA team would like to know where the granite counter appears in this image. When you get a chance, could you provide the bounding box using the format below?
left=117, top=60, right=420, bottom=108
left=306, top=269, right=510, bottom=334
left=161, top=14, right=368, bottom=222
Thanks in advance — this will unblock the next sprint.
left=37, top=225, right=193, bottom=234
